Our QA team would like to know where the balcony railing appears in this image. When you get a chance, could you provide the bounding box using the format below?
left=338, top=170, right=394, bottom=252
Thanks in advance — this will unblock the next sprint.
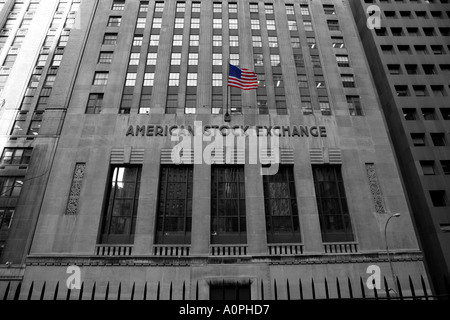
left=153, top=245, right=190, bottom=257
left=324, top=242, right=358, bottom=254
left=210, top=244, right=247, bottom=256
left=268, top=243, right=304, bottom=256
left=95, top=245, right=133, bottom=256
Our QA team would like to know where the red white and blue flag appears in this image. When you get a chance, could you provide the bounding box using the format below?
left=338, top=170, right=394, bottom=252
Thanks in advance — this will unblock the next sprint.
left=228, top=64, right=258, bottom=90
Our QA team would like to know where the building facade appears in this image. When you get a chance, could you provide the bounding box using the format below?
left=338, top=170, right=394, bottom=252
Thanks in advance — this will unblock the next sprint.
left=350, top=0, right=450, bottom=295
left=0, top=0, right=431, bottom=300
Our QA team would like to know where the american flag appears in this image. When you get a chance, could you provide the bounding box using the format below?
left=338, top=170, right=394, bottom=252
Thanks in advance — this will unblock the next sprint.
left=228, top=64, right=258, bottom=90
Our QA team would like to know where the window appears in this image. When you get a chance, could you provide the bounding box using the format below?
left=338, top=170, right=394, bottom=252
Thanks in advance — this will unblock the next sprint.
left=149, top=34, right=159, bottom=47
left=147, top=53, right=157, bottom=65
left=187, top=73, right=197, bottom=86
left=213, top=53, right=222, bottom=65
left=213, top=35, right=222, bottom=46
left=191, top=18, right=200, bottom=29
left=250, top=3, right=258, bottom=13
left=119, top=94, right=132, bottom=114
left=155, top=166, right=193, bottom=244
left=440, top=108, right=450, bottom=120
left=308, top=37, right=317, bottom=49
left=391, top=27, right=403, bottom=36
left=98, top=51, right=113, bottom=64
left=93, top=72, right=108, bottom=85
left=405, top=64, right=418, bottom=75
left=388, top=64, right=401, bottom=75
left=394, top=45, right=408, bottom=54
left=336, top=55, right=349, bottom=67
left=229, top=19, right=238, bottom=30
left=411, top=133, right=426, bottom=146
left=395, top=85, right=409, bottom=96
left=266, top=20, right=275, bottom=30
left=298, top=75, right=308, bottom=88
left=175, top=18, right=184, bottom=28
left=28, top=112, right=43, bottom=136
left=169, top=73, right=179, bottom=86
left=143, top=72, right=154, bottom=86
left=273, top=74, right=283, bottom=87
left=212, top=73, right=222, bottom=86
left=323, top=4, right=336, bottom=15
left=213, top=2, right=222, bottom=13
left=422, top=108, right=436, bottom=120
left=171, top=53, right=181, bottom=65
left=107, top=16, right=122, bottom=27
left=429, top=190, right=448, bottom=207
left=430, top=133, right=447, bottom=146
left=86, top=93, right=103, bottom=114
left=192, top=2, right=201, bottom=12
left=136, top=17, right=146, bottom=29
left=327, top=20, right=339, bottom=31
left=313, top=166, right=354, bottom=242
left=112, top=1, right=125, bottom=11
left=229, top=35, right=239, bottom=47
left=403, top=108, right=417, bottom=120
left=103, top=33, right=118, bottom=45
left=129, top=53, right=140, bottom=65
left=125, top=73, right=136, bottom=86
left=441, top=161, right=450, bottom=175
left=176, top=1, right=185, bottom=12
left=213, top=18, right=222, bottom=29
left=155, top=2, right=164, bottom=12
left=251, top=20, right=260, bottom=30
left=331, top=37, right=344, bottom=48
left=153, top=17, right=162, bottom=28
left=264, top=4, right=274, bottom=14
left=420, top=161, right=435, bottom=175
left=413, top=85, right=427, bottom=96
left=0, top=208, right=15, bottom=231
left=210, top=282, right=250, bottom=300
left=289, top=21, right=298, bottom=31
left=139, top=2, right=149, bottom=12
left=211, top=166, right=246, bottom=244
left=263, top=166, right=300, bottom=243
left=431, top=85, right=445, bottom=96
left=188, top=53, right=198, bottom=65
left=189, top=34, right=199, bottom=46
left=347, top=96, right=363, bottom=116
left=286, top=4, right=294, bottom=15
left=10, top=112, right=27, bottom=135
left=291, top=37, right=300, bottom=48
left=431, top=45, right=444, bottom=55
left=131, top=35, right=142, bottom=46
left=267, top=36, right=278, bottom=48
left=230, top=54, right=239, bottom=65
left=415, top=45, right=428, bottom=54
left=252, top=36, right=262, bottom=47
left=99, top=166, right=142, bottom=244
left=0, top=148, right=32, bottom=165
left=300, top=5, right=310, bottom=15
left=0, top=176, right=24, bottom=198
left=270, top=54, right=280, bottom=67
left=341, top=74, right=355, bottom=88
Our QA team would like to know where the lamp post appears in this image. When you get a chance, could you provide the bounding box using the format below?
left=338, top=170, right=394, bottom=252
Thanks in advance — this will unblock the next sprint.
left=384, top=213, right=401, bottom=297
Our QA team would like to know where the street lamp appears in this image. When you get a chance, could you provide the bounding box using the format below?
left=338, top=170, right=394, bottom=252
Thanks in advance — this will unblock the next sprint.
left=384, top=212, right=401, bottom=297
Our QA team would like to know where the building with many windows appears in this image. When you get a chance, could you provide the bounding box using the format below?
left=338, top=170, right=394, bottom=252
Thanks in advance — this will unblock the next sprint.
left=350, top=0, right=450, bottom=296
left=0, top=0, right=432, bottom=300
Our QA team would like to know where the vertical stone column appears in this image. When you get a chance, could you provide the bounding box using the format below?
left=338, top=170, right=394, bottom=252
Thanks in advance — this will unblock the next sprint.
left=245, top=164, right=268, bottom=255
left=190, top=163, right=211, bottom=255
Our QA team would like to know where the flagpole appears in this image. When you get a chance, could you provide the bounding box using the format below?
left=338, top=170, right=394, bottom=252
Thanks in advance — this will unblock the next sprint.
left=224, top=58, right=231, bottom=122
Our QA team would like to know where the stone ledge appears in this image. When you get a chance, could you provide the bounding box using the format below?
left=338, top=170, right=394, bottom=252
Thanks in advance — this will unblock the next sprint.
left=23, top=250, right=424, bottom=267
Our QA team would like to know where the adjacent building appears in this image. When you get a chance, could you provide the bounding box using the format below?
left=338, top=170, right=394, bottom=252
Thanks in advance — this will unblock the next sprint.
left=0, top=0, right=431, bottom=300
left=350, top=0, right=450, bottom=296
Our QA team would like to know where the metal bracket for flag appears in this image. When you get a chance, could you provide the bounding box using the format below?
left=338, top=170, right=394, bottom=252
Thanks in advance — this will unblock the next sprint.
left=224, top=111, right=231, bottom=122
